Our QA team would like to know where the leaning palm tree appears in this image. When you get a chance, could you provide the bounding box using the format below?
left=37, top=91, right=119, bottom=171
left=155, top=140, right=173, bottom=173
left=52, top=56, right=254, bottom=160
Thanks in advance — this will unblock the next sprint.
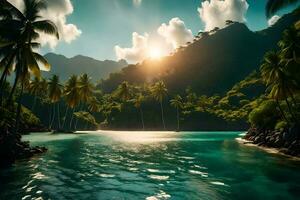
left=170, top=95, right=183, bottom=131
left=48, top=75, right=62, bottom=130
left=150, top=81, right=168, bottom=130
left=266, top=0, right=300, bottom=18
left=63, top=75, right=80, bottom=130
left=1, top=0, right=59, bottom=102
left=261, top=51, right=298, bottom=122
left=0, top=0, right=59, bottom=133
left=131, top=93, right=145, bottom=130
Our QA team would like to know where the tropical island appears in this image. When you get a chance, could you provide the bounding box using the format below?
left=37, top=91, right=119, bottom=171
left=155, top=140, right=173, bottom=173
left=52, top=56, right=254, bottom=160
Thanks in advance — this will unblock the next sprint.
left=0, top=0, right=300, bottom=199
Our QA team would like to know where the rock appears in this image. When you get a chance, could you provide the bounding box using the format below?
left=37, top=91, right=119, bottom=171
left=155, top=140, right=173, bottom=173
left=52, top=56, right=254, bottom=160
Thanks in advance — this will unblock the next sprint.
left=254, top=136, right=264, bottom=144
left=274, top=138, right=284, bottom=148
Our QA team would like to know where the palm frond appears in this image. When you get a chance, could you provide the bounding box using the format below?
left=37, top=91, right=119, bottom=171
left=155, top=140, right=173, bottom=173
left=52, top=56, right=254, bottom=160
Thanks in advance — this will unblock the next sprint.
left=32, top=20, right=60, bottom=39
left=33, top=52, right=50, bottom=71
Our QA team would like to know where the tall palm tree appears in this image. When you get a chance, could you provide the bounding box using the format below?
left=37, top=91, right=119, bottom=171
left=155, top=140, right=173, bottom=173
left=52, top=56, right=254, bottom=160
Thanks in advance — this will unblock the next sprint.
left=74, top=74, right=95, bottom=129
left=63, top=75, right=80, bottom=130
left=131, top=93, right=145, bottom=130
left=170, top=95, right=183, bottom=131
left=28, top=77, right=47, bottom=110
left=0, top=0, right=59, bottom=133
left=266, top=0, right=300, bottom=18
left=48, top=75, right=62, bottom=130
left=1, top=0, right=59, bottom=102
left=150, top=81, right=168, bottom=130
left=28, top=77, right=40, bottom=110
left=78, top=74, right=95, bottom=104
left=278, top=27, right=300, bottom=106
left=261, top=51, right=297, bottom=122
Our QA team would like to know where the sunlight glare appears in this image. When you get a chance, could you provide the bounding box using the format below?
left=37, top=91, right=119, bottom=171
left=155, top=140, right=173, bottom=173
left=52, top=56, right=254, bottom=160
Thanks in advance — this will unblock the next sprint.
left=148, top=47, right=163, bottom=59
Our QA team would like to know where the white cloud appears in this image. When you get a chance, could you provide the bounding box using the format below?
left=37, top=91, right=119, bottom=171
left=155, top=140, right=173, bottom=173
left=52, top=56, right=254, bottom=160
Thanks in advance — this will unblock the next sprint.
left=198, top=0, right=249, bottom=31
left=115, top=32, right=149, bottom=63
left=157, top=18, right=194, bottom=48
left=8, top=0, right=81, bottom=48
left=268, top=15, right=281, bottom=26
left=133, top=0, right=142, bottom=7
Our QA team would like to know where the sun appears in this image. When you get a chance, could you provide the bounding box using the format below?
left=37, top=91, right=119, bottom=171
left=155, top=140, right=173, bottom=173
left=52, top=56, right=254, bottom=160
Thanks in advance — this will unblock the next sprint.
left=148, top=47, right=163, bottom=59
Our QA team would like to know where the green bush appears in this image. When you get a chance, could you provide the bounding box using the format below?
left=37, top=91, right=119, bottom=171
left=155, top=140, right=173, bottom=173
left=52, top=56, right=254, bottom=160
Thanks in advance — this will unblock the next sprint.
left=275, top=120, right=288, bottom=131
left=248, top=100, right=279, bottom=129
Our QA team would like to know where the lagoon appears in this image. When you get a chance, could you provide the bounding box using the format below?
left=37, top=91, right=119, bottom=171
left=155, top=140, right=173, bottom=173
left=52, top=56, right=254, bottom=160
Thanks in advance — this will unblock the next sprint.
left=0, top=131, right=299, bottom=200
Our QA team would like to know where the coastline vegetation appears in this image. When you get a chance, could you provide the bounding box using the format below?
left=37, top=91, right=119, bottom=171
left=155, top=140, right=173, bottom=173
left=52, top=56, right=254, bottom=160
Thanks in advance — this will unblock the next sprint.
left=0, top=0, right=299, bottom=167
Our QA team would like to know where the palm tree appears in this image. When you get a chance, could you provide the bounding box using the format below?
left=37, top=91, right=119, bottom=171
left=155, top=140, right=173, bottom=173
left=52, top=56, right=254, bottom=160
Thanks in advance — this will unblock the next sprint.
left=78, top=74, right=95, bottom=103
left=279, top=27, right=300, bottom=63
left=261, top=51, right=298, bottom=123
left=88, top=97, right=101, bottom=113
left=278, top=27, right=300, bottom=106
left=170, top=95, right=183, bottom=131
left=114, top=81, right=132, bottom=101
left=63, top=75, right=80, bottom=130
left=266, top=0, right=299, bottom=18
left=150, top=81, right=168, bottom=130
left=28, top=77, right=40, bottom=110
left=1, top=0, right=59, bottom=102
left=74, top=74, right=95, bottom=129
left=0, top=0, right=59, bottom=133
left=131, top=93, right=145, bottom=130
left=100, top=94, right=121, bottom=126
left=48, top=75, right=62, bottom=130
left=28, top=77, right=47, bottom=111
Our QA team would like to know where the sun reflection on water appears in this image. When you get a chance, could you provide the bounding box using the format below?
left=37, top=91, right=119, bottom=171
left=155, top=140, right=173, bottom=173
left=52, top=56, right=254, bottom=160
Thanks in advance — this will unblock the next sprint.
left=89, top=130, right=178, bottom=143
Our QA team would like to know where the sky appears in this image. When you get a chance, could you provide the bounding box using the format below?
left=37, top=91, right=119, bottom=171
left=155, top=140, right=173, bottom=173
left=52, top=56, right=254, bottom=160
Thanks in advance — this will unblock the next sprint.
left=9, top=0, right=298, bottom=62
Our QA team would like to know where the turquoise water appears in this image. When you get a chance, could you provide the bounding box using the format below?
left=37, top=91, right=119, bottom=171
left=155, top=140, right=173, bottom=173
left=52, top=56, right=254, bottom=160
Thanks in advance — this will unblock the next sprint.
left=0, top=131, right=300, bottom=200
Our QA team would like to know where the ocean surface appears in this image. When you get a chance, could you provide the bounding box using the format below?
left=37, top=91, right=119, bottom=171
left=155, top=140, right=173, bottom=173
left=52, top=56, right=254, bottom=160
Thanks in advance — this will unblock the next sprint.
left=0, top=131, right=300, bottom=200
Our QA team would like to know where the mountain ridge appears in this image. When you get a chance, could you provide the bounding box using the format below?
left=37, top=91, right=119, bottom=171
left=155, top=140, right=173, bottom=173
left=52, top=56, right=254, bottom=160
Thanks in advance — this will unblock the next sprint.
left=98, top=9, right=300, bottom=96
left=43, top=53, right=128, bottom=82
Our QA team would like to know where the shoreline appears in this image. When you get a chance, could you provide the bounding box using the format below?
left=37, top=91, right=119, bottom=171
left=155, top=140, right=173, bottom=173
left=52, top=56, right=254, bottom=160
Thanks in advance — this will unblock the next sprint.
left=236, top=137, right=300, bottom=161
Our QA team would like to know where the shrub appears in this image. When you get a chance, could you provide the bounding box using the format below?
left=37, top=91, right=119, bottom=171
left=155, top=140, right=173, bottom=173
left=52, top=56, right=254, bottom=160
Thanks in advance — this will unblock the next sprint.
left=275, top=121, right=288, bottom=131
left=248, top=100, right=280, bottom=129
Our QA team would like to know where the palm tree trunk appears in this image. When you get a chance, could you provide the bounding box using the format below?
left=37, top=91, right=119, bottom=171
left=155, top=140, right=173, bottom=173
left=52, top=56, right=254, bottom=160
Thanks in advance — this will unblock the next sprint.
left=176, top=107, right=180, bottom=131
left=160, top=101, right=166, bottom=130
left=14, top=81, right=24, bottom=134
left=7, top=72, right=20, bottom=105
left=276, top=99, right=289, bottom=124
left=0, top=55, right=15, bottom=105
left=0, top=66, right=8, bottom=88
left=140, top=108, right=145, bottom=130
left=31, top=96, right=37, bottom=112
left=57, top=102, right=61, bottom=130
left=62, top=106, right=69, bottom=130
left=50, top=104, right=56, bottom=130
left=48, top=104, right=52, bottom=129
left=84, top=121, right=89, bottom=130
left=0, top=72, right=8, bottom=105
left=69, top=107, right=75, bottom=130
left=285, top=98, right=298, bottom=123
left=287, top=88, right=299, bottom=119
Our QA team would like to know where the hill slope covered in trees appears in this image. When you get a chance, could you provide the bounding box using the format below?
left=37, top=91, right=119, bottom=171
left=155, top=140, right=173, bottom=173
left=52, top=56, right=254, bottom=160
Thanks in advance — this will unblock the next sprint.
left=99, top=10, right=299, bottom=96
